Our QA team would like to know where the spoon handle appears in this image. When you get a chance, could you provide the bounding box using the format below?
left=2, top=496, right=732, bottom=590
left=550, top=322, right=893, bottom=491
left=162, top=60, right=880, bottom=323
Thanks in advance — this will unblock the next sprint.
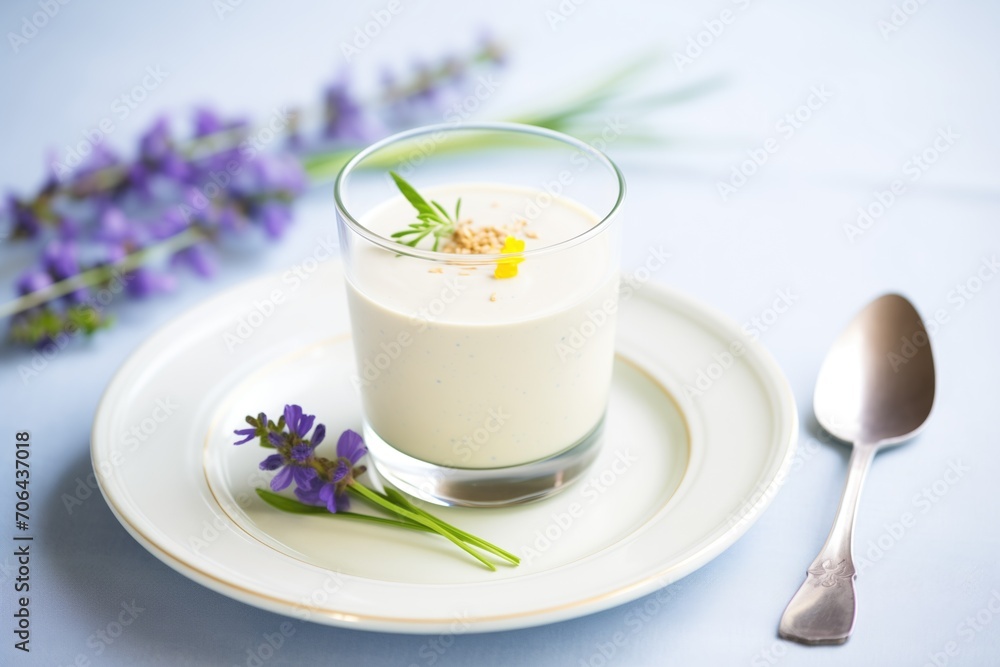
left=778, top=442, right=877, bottom=645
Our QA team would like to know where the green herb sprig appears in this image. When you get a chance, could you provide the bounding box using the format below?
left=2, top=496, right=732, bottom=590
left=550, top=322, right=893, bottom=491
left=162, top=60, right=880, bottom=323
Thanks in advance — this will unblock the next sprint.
left=388, top=171, right=461, bottom=251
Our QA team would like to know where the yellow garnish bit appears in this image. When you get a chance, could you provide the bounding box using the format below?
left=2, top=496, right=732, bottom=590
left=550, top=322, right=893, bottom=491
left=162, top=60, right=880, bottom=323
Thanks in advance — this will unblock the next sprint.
left=494, top=236, right=525, bottom=279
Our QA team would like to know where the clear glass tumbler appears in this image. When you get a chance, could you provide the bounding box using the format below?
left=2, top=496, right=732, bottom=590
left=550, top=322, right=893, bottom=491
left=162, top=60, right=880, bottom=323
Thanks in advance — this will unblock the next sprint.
left=334, top=122, right=625, bottom=506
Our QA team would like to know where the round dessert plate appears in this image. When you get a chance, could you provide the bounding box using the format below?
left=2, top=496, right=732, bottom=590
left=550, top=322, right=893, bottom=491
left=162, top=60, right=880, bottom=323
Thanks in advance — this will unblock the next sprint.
left=92, top=262, right=797, bottom=634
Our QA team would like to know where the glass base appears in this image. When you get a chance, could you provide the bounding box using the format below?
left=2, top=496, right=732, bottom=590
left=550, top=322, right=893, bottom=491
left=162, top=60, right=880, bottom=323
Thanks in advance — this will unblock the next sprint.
left=363, top=416, right=606, bottom=508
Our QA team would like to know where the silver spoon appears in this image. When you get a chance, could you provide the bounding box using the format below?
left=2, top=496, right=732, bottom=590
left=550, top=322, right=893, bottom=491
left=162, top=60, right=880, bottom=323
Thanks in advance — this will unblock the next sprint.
left=778, top=293, right=936, bottom=645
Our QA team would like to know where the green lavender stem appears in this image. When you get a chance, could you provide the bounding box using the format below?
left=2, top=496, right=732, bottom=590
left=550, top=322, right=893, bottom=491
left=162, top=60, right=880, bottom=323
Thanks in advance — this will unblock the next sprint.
left=0, top=227, right=207, bottom=319
left=347, top=483, right=498, bottom=571
left=257, top=486, right=518, bottom=570
left=256, top=488, right=431, bottom=532
left=382, top=488, right=519, bottom=565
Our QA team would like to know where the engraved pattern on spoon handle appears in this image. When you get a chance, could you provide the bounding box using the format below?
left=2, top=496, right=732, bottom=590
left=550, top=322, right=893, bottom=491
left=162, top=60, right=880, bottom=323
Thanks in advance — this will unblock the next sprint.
left=778, top=443, right=877, bottom=645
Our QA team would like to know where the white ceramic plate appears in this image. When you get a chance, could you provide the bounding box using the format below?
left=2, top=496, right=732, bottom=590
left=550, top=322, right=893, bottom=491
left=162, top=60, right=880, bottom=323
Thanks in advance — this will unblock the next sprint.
left=92, top=263, right=797, bottom=633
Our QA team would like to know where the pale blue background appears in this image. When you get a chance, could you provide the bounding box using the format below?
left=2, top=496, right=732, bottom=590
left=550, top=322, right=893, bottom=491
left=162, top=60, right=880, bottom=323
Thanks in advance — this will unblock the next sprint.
left=1, top=1, right=999, bottom=665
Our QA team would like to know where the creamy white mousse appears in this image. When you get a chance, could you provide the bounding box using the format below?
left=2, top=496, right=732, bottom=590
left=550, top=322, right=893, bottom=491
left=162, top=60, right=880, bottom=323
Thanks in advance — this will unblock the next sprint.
left=345, top=182, right=618, bottom=469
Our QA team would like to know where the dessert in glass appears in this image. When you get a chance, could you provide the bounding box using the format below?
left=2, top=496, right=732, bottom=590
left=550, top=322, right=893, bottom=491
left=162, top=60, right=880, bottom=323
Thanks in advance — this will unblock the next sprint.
left=334, top=123, right=624, bottom=506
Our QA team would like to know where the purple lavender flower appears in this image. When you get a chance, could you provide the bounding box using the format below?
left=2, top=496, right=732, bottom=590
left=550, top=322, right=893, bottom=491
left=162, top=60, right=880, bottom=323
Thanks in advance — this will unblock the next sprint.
left=290, top=443, right=315, bottom=463
left=233, top=412, right=268, bottom=445
left=160, top=187, right=217, bottom=233
left=283, top=404, right=315, bottom=438
left=73, top=143, right=121, bottom=184
left=6, top=195, right=40, bottom=239
left=270, top=460, right=317, bottom=492
left=40, top=240, right=90, bottom=302
left=151, top=207, right=189, bottom=240
left=170, top=243, right=217, bottom=278
left=246, top=405, right=325, bottom=492
left=216, top=204, right=245, bottom=232
left=260, top=453, right=283, bottom=469
left=193, top=107, right=225, bottom=138
left=192, top=107, right=248, bottom=141
left=15, top=270, right=52, bottom=296
left=127, top=162, right=153, bottom=201
left=125, top=267, right=176, bottom=298
left=162, top=153, right=190, bottom=181
left=139, top=117, right=189, bottom=181
left=96, top=207, right=140, bottom=247
left=139, top=117, right=172, bottom=161
left=55, top=215, right=80, bottom=240
left=251, top=153, right=307, bottom=195
left=322, top=75, right=382, bottom=142
left=294, top=429, right=367, bottom=513
left=336, top=429, right=367, bottom=465
left=293, top=476, right=328, bottom=509
left=256, top=201, right=292, bottom=239
left=380, top=58, right=458, bottom=127
left=236, top=404, right=366, bottom=514
left=42, top=240, right=79, bottom=280
left=322, top=78, right=362, bottom=140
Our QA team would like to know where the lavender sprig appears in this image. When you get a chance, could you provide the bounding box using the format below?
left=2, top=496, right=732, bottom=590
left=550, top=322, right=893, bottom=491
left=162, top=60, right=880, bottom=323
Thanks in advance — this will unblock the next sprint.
left=3, top=39, right=719, bottom=348
left=1, top=39, right=507, bottom=348
left=235, top=405, right=519, bottom=571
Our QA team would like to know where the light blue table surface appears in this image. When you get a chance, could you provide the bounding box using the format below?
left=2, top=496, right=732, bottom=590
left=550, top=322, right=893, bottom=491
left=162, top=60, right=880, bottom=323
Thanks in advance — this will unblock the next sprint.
left=2, top=1, right=998, bottom=665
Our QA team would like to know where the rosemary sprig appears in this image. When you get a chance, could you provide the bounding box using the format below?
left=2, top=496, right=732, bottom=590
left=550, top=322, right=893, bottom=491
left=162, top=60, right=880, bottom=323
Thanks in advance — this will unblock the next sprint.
left=388, top=171, right=461, bottom=251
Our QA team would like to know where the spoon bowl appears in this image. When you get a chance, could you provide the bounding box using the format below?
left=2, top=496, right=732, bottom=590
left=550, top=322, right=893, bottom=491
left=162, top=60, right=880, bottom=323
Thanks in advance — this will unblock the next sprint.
left=779, top=293, right=936, bottom=645
left=813, top=294, right=936, bottom=447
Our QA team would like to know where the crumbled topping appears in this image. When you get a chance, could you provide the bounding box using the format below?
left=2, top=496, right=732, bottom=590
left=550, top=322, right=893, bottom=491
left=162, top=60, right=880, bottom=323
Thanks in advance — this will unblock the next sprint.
left=439, top=215, right=537, bottom=255
left=442, top=220, right=508, bottom=254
